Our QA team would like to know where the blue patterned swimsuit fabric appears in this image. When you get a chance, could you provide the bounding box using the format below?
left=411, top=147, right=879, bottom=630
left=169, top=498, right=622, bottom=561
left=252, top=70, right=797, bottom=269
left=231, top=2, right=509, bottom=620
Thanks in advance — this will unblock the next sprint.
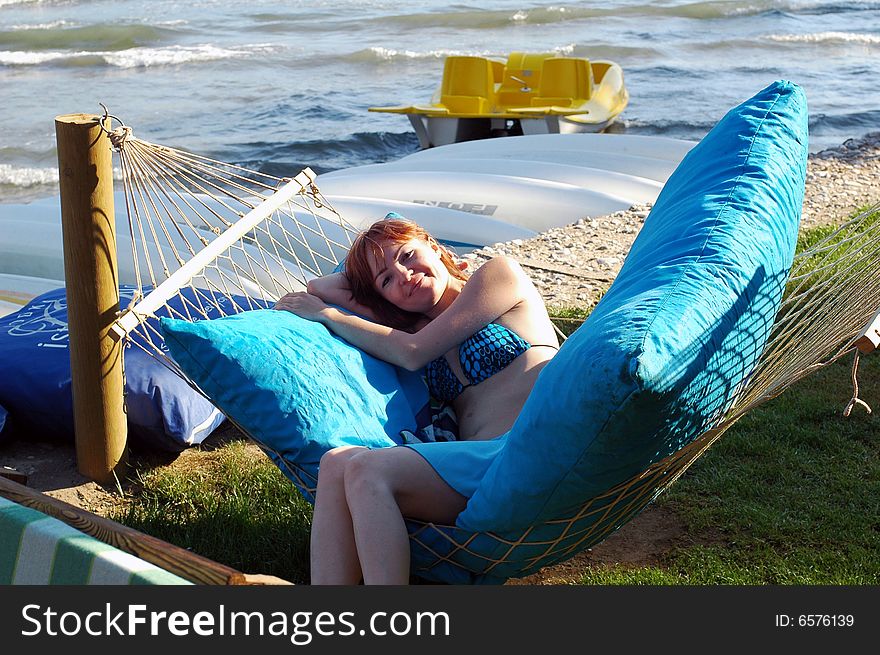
left=425, top=323, right=536, bottom=402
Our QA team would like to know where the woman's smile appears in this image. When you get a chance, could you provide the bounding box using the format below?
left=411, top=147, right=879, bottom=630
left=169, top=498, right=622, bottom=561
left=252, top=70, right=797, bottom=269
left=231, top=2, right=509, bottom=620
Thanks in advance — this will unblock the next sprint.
left=409, top=273, right=425, bottom=296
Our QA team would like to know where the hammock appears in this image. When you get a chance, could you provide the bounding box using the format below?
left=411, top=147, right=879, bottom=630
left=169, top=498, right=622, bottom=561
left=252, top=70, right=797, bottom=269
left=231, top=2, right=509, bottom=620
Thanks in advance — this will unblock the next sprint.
left=102, top=83, right=879, bottom=584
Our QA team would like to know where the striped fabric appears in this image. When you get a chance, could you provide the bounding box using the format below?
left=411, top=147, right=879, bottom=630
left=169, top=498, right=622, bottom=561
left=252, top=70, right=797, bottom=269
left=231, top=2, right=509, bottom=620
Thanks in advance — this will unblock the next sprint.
left=0, top=497, right=191, bottom=585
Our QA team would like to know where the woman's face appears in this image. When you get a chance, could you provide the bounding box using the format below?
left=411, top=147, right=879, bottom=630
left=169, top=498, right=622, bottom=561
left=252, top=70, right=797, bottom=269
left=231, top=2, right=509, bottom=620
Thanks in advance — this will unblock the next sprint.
left=368, top=237, right=448, bottom=313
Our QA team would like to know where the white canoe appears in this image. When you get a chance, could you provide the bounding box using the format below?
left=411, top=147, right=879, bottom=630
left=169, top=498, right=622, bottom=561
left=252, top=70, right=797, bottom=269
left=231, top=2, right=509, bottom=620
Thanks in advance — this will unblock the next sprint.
left=0, top=189, right=515, bottom=290
left=317, top=133, right=696, bottom=233
left=318, top=195, right=536, bottom=251
left=317, top=170, right=640, bottom=234
left=394, top=134, right=694, bottom=183
left=0, top=273, right=64, bottom=318
left=321, top=159, right=663, bottom=206
left=401, top=133, right=697, bottom=167
left=344, top=152, right=679, bottom=186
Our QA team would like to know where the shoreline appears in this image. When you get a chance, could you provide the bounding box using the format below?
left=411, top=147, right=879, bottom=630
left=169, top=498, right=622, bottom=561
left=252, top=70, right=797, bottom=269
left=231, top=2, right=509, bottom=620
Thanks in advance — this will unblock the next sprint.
left=463, top=131, right=880, bottom=310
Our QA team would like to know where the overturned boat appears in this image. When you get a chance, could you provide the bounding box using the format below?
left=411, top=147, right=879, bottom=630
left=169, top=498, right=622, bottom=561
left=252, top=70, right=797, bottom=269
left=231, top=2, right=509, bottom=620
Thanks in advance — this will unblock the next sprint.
left=370, top=52, right=629, bottom=149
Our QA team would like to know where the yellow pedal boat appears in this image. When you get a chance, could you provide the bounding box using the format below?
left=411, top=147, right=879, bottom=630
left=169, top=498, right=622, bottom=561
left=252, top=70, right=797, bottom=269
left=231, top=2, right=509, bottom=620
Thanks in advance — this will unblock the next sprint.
left=370, top=52, right=629, bottom=149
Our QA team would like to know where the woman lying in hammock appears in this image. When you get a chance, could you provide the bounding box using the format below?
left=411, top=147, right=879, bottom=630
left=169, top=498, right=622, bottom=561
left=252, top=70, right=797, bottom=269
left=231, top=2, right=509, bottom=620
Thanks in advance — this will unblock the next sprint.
left=274, top=217, right=559, bottom=584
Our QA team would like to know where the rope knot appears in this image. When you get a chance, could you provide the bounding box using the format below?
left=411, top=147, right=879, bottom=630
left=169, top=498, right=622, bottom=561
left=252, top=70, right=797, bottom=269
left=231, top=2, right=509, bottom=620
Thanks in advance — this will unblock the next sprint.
left=98, top=103, right=132, bottom=151
left=109, top=125, right=132, bottom=151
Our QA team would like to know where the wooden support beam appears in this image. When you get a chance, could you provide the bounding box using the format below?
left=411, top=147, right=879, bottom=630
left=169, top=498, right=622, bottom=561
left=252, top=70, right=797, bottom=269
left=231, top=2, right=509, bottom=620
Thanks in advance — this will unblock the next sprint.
left=55, top=113, right=127, bottom=484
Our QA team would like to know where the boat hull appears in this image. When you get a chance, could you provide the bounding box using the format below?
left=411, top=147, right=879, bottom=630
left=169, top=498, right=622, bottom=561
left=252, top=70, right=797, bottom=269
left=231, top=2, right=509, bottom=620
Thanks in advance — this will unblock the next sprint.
left=410, top=113, right=615, bottom=149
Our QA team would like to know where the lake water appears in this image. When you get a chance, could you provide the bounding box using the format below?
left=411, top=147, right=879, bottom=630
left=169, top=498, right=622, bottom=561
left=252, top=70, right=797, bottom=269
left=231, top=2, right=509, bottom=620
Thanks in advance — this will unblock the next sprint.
left=1, top=0, right=878, bottom=202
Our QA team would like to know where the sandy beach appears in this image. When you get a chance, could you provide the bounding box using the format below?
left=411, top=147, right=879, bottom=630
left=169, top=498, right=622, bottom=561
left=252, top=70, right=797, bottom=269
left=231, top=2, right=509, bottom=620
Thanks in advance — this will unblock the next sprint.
left=1, top=131, right=879, bottom=584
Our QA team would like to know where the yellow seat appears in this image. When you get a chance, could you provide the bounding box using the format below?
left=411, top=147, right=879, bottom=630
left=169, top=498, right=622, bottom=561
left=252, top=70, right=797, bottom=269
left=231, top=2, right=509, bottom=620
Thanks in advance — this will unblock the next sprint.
left=531, top=57, right=593, bottom=108
left=439, top=56, right=497, bottom=115
left=496, top=52, right=556, bottom=109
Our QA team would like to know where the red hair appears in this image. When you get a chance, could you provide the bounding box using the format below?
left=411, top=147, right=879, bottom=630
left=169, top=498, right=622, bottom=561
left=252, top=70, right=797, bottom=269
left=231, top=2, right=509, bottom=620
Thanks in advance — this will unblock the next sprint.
left=345, top=217, right=468, bottom=330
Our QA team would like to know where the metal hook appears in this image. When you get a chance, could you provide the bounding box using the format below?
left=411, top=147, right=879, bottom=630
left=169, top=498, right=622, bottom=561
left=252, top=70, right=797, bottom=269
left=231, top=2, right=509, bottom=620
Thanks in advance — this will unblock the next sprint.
left=97, top=103, right=133, bottom=151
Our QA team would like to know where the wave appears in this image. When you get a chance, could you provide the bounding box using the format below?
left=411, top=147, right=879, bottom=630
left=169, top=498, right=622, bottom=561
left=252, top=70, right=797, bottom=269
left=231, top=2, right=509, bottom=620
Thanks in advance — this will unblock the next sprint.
left=379, top=6, right=600, bottom=30
left=0, top=43, right=276, bottom=68
left=766, top=32, right=880, bottom=45
left=245, top=11, right=341, bottom=32
left=344, top=46, right=500, bottom=64
left=809, top=109, right=880, bottom=131
left=620, top=116, right=720, bottom=135
left=790, top=1, right=880, bottom=16
left=0, top=162, right=128, bottom=189
left=0, top=23, right=184, bottom=51
left=229, top=131, right=421, bottom=177
left=0, top=0, right=47, bottom=7
left=370, top=1, right=877, bottom=29
left=620, top=108, right=880, bottom=145
left=7, top=20, right=74, bottom=30
left=0, top=163, right=58, bottom=187
left=343, top=43, right=657, bottom=65
left=686, top=31, right=880, bottom=54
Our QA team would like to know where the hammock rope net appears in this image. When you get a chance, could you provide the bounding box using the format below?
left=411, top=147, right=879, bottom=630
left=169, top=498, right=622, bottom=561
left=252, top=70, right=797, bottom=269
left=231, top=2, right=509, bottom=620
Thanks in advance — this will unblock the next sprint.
left=108, top=131, right=880, bottom=581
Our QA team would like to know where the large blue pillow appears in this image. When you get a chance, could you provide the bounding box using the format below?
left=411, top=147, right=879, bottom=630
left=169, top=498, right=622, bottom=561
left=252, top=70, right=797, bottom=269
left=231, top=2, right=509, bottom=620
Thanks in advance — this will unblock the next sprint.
left=457, top=80, right=808, bottom=537
left=0, top=286, right=228, bottom=452
left=159, top=309, right=430, bottom=502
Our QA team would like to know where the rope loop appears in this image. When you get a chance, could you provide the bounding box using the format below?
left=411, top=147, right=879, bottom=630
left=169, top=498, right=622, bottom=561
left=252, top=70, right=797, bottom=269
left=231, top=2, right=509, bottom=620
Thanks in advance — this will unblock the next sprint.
left=98, top=103, right=133, bottom=151
left=843, top=350, right=873, bottom=417
left=308, top=183, right=325, bottom=208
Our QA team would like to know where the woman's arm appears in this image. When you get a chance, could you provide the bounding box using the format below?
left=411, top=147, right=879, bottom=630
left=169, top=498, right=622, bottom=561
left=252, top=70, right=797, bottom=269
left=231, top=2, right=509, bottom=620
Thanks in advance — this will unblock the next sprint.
left=276, top=256, right=533, bottom=370
left=306, top=271, right=380, bottom=322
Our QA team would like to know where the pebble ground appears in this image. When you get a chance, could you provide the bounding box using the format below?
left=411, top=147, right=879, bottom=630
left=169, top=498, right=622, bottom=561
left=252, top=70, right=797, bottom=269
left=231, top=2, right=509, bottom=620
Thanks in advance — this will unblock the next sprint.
left=461, top=132, right=880, bottom=310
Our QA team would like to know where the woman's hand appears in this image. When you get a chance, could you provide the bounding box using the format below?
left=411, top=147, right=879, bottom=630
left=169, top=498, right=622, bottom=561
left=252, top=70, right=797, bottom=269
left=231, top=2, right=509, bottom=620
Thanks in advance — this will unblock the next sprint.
left=274, top=291, right=329, bottom=322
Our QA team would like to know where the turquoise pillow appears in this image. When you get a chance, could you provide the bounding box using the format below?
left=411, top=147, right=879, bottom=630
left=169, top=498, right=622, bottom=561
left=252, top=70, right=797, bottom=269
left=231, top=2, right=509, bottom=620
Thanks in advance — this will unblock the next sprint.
left=457, top=80, right=808, bottom=537
left=159, top=309, right=427, bottom=501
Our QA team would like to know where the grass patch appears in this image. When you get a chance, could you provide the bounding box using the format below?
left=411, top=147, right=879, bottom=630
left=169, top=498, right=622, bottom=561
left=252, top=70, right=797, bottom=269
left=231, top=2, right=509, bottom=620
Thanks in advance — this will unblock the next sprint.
left=574, top=341, right=880, bottom=585
left=797, top=203, right=878, bottom=253
left=789, top=205, right=880, bottom=290
left=109, top=440, right=313, bottom=583
left=549, top=306, right=593, bottom=337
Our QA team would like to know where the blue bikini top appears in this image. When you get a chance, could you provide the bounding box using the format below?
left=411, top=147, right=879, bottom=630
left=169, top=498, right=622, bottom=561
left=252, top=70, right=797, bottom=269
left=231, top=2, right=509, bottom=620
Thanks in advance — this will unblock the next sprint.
left=425, top=322, right=556, bottom=403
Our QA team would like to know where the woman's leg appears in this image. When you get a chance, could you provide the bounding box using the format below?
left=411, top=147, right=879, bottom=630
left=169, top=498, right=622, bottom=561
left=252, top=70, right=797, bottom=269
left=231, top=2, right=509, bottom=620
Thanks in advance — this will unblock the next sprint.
left=342, top=447, right=468, bottom=585
left=310, top=446, right=367, bottom=585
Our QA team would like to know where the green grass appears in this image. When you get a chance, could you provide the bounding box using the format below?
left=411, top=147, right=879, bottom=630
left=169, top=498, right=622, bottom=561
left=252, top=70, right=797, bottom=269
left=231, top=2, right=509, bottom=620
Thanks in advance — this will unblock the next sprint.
left=787, top=205, right=880, bottom=302
left=797, top=203, right=878, bottom=253
left=549, top=306, right=592, bottom=337
left=109, top=440, right=313, bottom=583
left=108, top=217, right=880, bottom=585
left=577, top=352, right=880, bottom=585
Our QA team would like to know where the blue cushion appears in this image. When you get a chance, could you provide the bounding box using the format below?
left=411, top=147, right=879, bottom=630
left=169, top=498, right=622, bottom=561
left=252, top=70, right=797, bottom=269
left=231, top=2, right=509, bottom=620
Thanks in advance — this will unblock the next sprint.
left=456, top=80, right=808, bottom=543
left=159, top=309, right=431, bottom=501
left=0, top=286, right=228, bottom=452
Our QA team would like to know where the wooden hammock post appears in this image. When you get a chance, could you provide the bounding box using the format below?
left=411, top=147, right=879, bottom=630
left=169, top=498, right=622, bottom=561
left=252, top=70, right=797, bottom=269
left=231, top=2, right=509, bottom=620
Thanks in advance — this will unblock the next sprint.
left=55, top=113, right=127, bottom=484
